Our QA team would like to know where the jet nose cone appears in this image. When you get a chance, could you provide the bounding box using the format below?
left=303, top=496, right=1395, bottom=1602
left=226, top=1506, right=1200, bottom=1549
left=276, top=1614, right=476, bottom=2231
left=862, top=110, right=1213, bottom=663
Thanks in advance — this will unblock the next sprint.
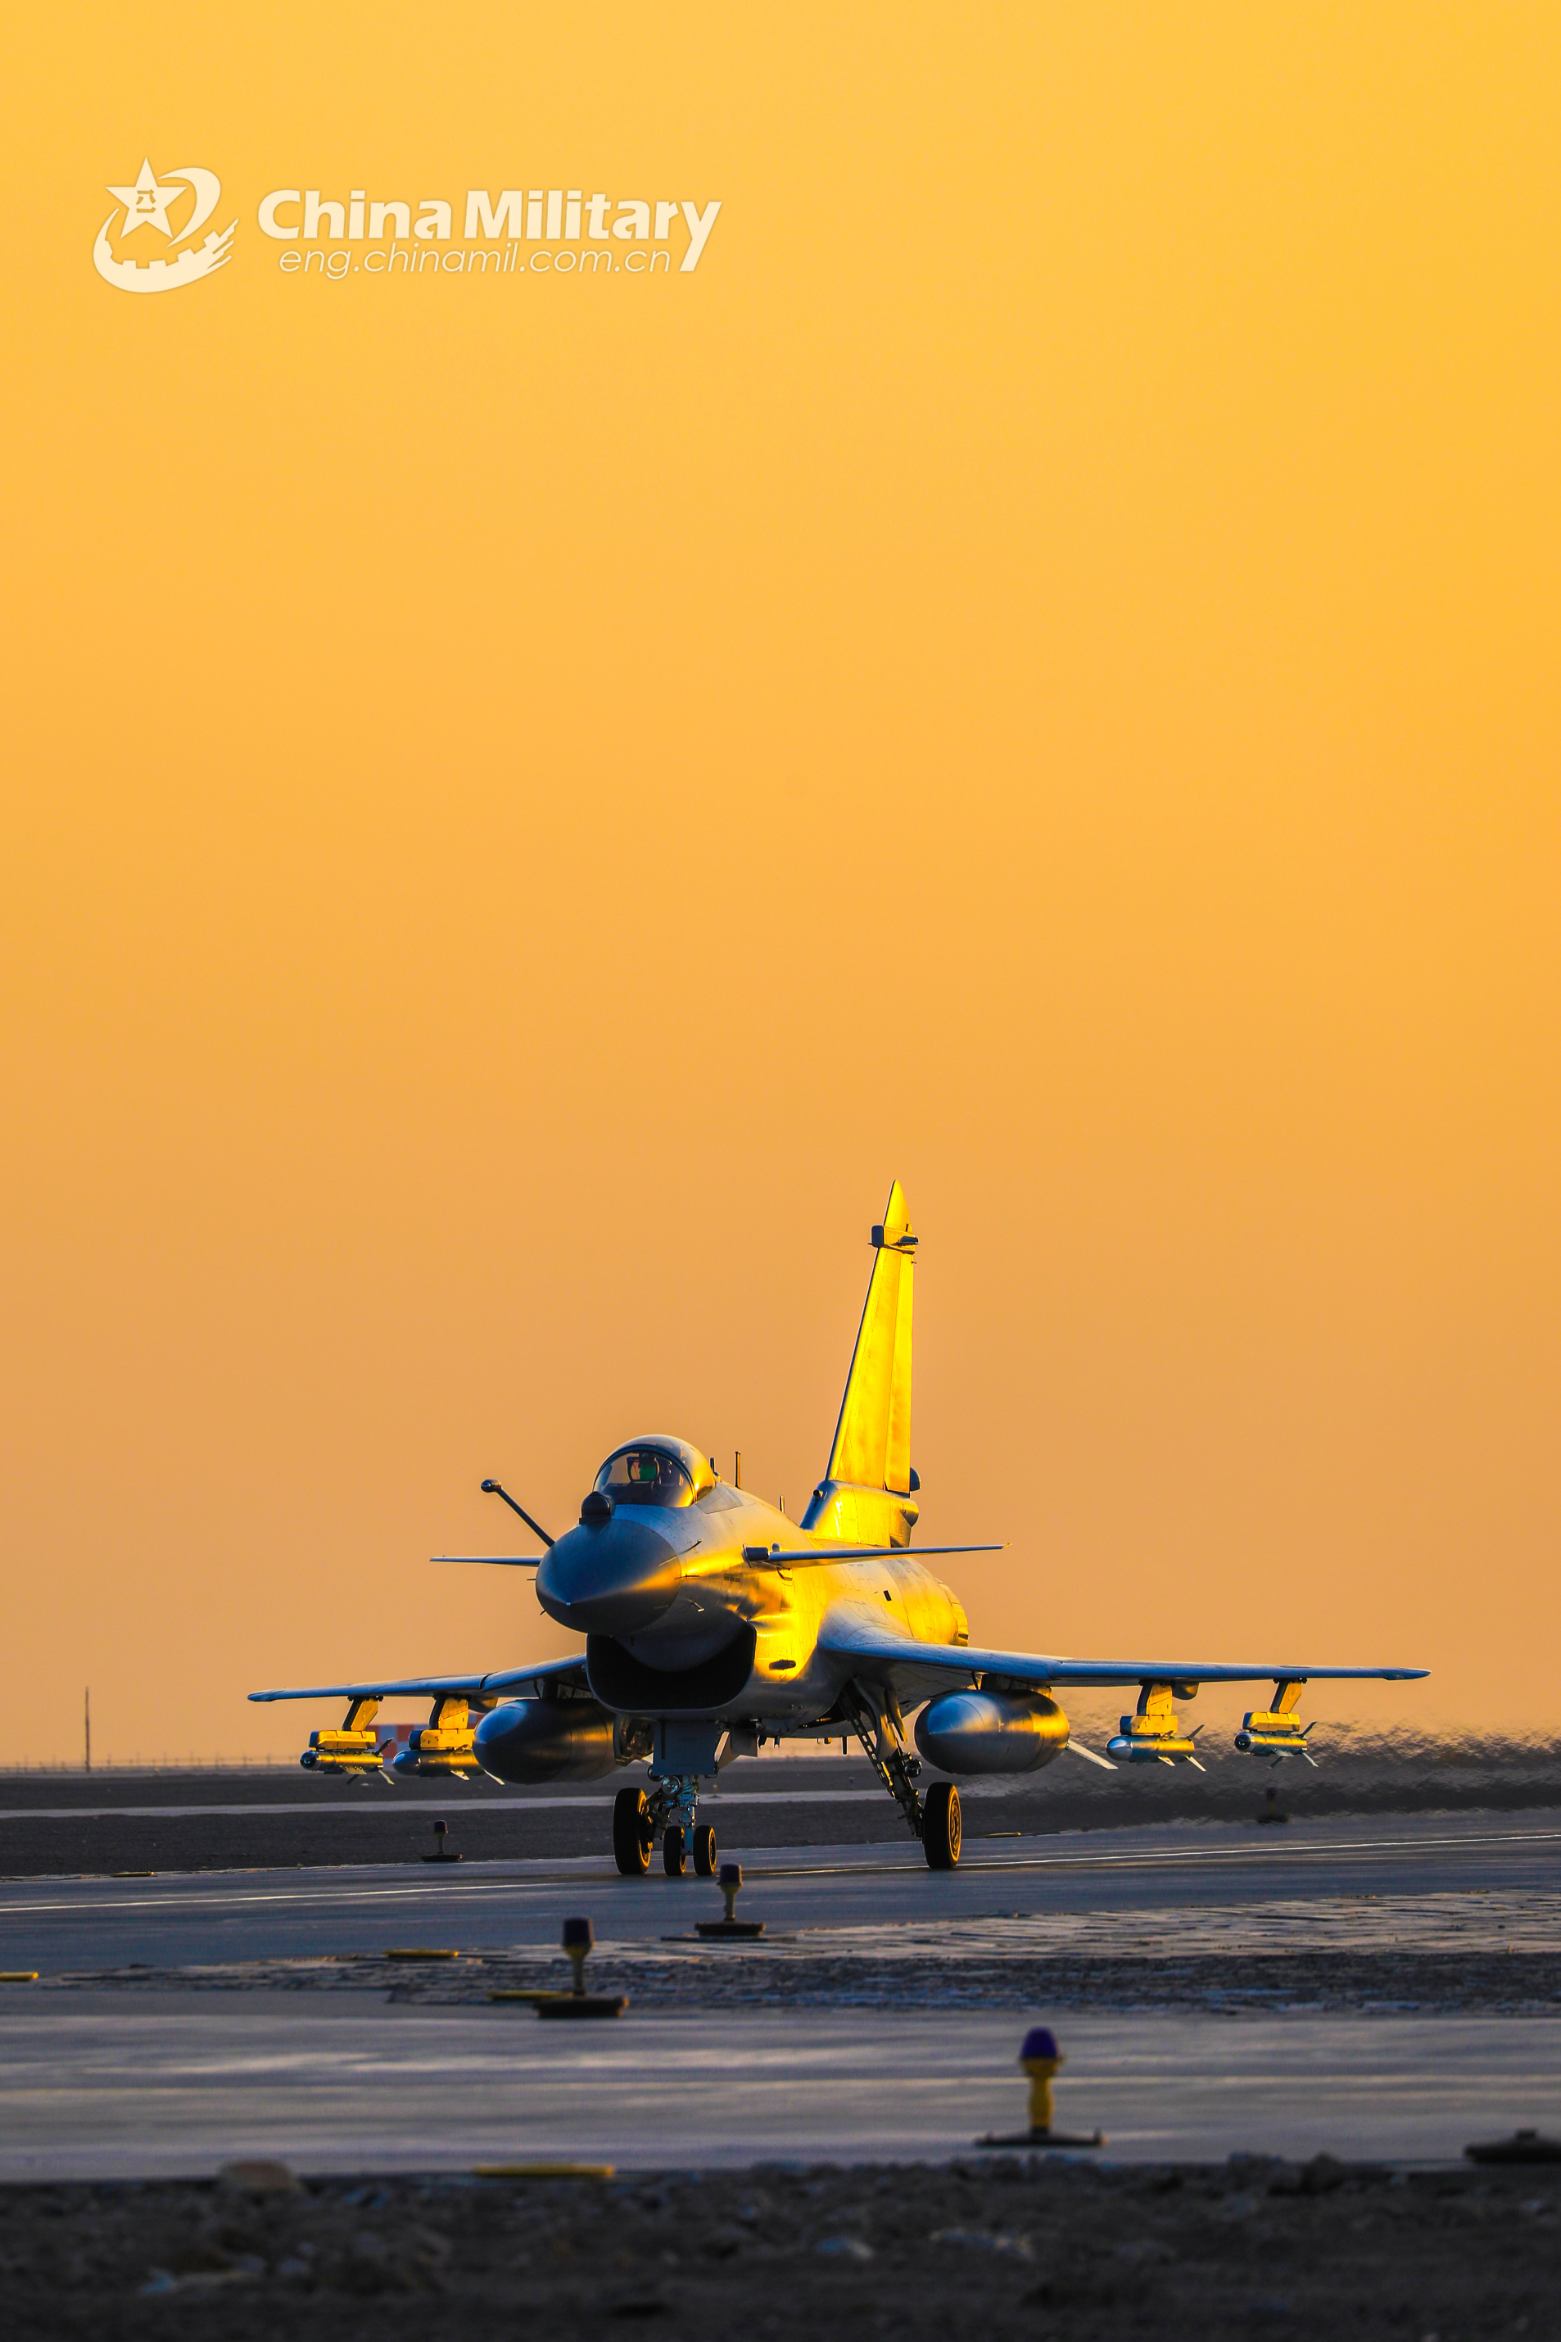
left=535, top=1517, right=681, bottom=1637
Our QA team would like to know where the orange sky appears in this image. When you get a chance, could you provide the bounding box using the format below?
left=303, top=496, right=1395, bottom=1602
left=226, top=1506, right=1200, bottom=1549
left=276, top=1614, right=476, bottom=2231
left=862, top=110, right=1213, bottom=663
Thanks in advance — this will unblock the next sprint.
left=3, top=6, right=1558, bottom=1760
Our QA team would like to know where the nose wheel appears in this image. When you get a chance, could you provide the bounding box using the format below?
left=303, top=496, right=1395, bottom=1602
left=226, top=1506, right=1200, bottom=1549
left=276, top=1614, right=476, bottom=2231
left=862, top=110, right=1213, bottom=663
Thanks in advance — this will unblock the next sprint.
left=660, top=1821, right=718, bottom=1877
left=612, top=1786, right=653, bottom=1876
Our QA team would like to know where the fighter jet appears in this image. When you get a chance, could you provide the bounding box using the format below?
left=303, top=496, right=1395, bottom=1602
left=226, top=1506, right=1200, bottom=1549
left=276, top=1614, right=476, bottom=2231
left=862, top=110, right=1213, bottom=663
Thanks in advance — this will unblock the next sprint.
left=251, top=1183, right=1426, bottom=1872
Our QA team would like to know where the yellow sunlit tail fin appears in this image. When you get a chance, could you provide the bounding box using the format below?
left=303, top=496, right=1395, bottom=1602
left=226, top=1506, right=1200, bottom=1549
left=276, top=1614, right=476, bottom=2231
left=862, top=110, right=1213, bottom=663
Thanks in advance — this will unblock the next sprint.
left=803, top=1182, right=918, bottom=1547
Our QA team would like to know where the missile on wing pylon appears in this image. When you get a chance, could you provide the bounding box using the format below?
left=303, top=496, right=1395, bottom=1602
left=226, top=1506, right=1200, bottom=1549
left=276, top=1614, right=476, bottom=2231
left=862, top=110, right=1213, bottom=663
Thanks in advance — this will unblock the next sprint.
left=1234, top=1710, right=1319, bottom=1763
left=300, top=1692, right=387, bottom=1774
left=392, top=1727, right=476, bottom=1778
left=1106, top=1681, right=1206, bottom=1767
left=302, top=1726, right=383, bottom=1773
left=391, top=1694, right=482, bottom=1777
left=1232, top=1679, right=1318, bottom=1763
left=1105, top=1722, right=1205, bottom=1767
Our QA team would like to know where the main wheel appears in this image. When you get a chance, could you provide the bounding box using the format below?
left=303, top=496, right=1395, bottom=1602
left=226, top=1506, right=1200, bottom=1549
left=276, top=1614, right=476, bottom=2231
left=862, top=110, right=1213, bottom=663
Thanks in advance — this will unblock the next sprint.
left=691, top=1823, right=717, bottom=1877
left=612, top=1786, right=652, bottom=1877
left=922, top=1780, right=962, bottom=1870
left=662, top=1825, right=687, bottom=1876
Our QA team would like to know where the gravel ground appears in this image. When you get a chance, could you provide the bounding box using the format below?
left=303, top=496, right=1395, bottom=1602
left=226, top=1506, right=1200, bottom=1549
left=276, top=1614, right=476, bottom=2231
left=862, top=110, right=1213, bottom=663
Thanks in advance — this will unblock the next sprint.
left=45, top=1887, right=1561, bottom=2014
left=53, top=1947, right=1561, bottom=2015
left=1, top=2154, right=1556, bottom=2340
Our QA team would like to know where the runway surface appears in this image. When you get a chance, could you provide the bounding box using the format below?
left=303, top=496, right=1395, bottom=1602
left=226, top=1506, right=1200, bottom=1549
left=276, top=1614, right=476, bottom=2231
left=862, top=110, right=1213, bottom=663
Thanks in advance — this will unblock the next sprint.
left=3, top=1811, right=1554, bottom=2181
left=1, top=1996, right=1556, bottom=2179
left=4, top=1740, right=1556, bottom=1876
left=1, top=1809, right=1554, bottom=1972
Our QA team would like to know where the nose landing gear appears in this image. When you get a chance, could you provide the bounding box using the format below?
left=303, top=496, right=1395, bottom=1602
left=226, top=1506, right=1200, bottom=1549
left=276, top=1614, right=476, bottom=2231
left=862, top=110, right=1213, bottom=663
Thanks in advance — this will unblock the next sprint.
left=660, top=1821, right=718, bottom=1876
left=613, top=1771, right=720, bottom=1878
left=623, top=1722, right=726, bottom=1881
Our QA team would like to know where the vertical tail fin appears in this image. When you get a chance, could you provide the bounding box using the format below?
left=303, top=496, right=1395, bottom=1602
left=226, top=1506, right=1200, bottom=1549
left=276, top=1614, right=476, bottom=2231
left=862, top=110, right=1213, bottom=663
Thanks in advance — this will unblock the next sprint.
left=803, top=1182, right=919, bottom=1547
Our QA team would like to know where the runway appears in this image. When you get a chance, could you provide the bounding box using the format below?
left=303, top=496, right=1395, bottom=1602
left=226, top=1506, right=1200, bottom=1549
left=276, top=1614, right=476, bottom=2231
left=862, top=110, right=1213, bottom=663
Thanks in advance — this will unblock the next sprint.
left=2, top=1997, right=1557, bottom=2180
left=3, top=1810, right=1555, bottom=2181
left=1, top=1809, right=1555, bottom=1972
left=4, top=1739, right=1556, bottom=1877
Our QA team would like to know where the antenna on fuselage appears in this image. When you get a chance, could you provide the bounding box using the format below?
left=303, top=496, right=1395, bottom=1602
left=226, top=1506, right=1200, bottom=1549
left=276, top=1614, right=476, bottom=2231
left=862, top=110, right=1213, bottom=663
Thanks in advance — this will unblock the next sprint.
left=735, top=1449, right=741, bottom=1488
left=480, top=1479, right=556, bottom=1549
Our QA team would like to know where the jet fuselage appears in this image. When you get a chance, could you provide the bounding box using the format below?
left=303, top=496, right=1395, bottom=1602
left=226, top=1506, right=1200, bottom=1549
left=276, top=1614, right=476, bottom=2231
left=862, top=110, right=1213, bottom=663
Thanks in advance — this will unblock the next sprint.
left=533, top=1474, right=967, bottom=1726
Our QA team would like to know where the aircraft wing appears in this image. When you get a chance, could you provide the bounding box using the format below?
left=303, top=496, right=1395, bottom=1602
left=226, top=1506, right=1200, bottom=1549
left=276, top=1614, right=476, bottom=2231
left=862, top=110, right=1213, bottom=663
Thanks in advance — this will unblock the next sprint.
left=429, top=1555, right=546, bottom=1568
left=819, top=1611, right=1427, bottom=1694
left=742, top=1542, right=1003, bottom=1569
left=248, top=1655, right=586, bottom=1704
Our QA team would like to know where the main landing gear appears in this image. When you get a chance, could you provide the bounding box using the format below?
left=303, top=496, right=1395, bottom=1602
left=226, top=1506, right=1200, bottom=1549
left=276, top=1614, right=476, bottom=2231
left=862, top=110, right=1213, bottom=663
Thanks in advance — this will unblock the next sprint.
left=847, top=1691, right=963, bottom=1869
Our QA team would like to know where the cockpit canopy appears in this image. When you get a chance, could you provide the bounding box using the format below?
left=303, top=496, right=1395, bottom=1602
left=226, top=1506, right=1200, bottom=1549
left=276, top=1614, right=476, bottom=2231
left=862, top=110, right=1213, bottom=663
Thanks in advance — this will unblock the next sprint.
left=593, top=1435, right=717, bottom=1510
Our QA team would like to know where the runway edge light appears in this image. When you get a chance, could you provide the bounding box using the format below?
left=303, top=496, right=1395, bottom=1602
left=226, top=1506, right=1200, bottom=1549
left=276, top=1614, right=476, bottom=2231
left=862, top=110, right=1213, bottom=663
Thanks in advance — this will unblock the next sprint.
left=534, top=1915, right=627, bottom=2019
left=695, top=1860, right=766, bottom=1939
left=977, top=2026, right=1104, bottom=2151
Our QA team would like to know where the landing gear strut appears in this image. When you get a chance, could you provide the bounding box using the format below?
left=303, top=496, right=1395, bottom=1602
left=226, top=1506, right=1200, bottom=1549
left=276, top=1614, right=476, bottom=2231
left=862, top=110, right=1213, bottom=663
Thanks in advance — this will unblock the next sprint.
left=846, top=1691, right=960, bottom=1870
left=624, top=1721, right=725, bottom=1880
left=613, top=1731, right=724, bottom=1877
left=659, top=1816, right=718, bottom=1876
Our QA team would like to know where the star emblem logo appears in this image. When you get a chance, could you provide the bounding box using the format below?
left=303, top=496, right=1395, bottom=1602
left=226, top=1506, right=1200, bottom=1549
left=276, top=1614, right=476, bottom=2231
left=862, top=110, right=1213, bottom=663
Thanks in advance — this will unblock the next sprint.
left=93, top=160, right=236, bottom=295
left=106, top=159, right=184, bottom=238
